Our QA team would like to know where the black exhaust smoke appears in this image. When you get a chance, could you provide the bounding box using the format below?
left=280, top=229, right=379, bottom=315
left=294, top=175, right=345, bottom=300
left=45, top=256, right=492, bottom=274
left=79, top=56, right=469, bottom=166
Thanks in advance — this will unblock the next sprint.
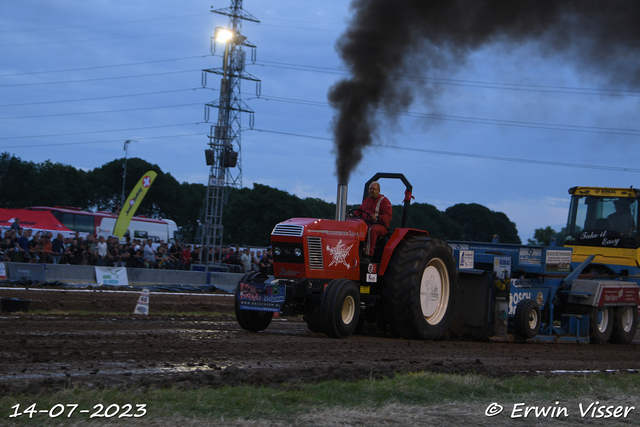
left=329, top=0, right=640, bottom=184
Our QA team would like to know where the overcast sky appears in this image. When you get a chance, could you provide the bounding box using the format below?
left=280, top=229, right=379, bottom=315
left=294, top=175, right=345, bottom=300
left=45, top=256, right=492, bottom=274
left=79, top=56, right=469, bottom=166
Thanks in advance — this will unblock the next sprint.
left=2, top=1, right=639, bottom=242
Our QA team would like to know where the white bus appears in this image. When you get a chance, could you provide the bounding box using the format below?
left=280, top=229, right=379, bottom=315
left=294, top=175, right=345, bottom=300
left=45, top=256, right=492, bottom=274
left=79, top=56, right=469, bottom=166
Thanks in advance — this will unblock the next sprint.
left=28, top=206, right=178, bottom=243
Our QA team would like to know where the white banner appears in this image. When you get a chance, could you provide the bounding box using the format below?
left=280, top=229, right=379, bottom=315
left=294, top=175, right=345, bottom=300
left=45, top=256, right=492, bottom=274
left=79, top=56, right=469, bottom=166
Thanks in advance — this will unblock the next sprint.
left=94, top=266, right=129, bottom=286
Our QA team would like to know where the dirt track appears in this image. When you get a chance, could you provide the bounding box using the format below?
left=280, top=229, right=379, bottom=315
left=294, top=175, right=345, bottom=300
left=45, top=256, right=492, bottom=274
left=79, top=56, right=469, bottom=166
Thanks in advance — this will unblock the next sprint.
left=0, top=287, right=639, bottom=394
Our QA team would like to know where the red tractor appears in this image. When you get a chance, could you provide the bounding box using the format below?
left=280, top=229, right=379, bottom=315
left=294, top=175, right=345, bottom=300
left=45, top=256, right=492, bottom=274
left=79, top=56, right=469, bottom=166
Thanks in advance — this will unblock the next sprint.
left=234, top=173, right=459, bottom=339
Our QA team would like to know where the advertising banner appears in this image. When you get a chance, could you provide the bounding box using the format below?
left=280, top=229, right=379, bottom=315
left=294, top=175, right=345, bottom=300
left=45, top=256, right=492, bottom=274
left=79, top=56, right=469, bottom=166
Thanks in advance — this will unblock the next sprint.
left=95, top=266, right=129, bottom=286
left=113, top=170, right=157, bottom=239
left=6, top=263, right=46, bottom=282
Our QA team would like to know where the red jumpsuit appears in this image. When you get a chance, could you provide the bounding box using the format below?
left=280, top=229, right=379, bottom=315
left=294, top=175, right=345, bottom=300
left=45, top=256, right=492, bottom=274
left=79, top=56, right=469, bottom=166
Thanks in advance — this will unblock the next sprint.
left=357, top=194, right=392, bottom=256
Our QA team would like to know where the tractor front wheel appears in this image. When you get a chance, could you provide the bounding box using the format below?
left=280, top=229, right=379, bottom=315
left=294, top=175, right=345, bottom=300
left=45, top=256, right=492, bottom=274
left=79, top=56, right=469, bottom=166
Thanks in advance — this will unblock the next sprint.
left=320, top=278, right=360, bottom=339
left=610, top=305, right=638, bottom=344
left=383, top=236, right=458, bottom=340
left=234, top=272, right=273, bottom=332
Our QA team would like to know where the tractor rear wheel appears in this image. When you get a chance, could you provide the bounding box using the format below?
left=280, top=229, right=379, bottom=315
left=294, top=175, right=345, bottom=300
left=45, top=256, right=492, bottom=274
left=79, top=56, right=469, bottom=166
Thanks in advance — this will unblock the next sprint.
left=589, top=306, right=613, bottom=344
left=514, top=299, right=541, bottom=339
left=383, top=236, right=458, bottom=340
left=320, top=278, right=360, bottom=339
left=610, top=305, right=638, bottom=344
left=234, top=272, right=273, bottom=332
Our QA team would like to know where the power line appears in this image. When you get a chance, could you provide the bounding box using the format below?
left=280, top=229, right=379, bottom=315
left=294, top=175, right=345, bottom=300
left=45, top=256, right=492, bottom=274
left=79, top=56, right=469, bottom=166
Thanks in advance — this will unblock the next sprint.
left=0, top=56, right=209, bottom=77
left=0, top=122, right=203, bottom=140
left=0, top=133, right=203, bottom=150
left=0, top=69, right=201, bottom=88
left=373, top=144, right=640, bottom=173
left=0, top=13, right=209, bottom=33
left=0, top=88, right=203, bottom=107
left=252, top=94, right=640, bottom=136
left=0, top=103, right=202, bottom=120
left=5, top=54, right=636, bottom=98
left=254, top=60, right=640, bottom=97
left=401, top=111, right=640, bottom=137
left=0, top=29, right=212, bottom=47
left=248, top=128, right=640, bottom=173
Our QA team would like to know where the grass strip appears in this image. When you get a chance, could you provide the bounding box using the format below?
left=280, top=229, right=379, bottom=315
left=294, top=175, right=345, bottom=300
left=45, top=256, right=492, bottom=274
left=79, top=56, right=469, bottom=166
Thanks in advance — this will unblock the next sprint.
left=1, top=371, right=639, bottom=425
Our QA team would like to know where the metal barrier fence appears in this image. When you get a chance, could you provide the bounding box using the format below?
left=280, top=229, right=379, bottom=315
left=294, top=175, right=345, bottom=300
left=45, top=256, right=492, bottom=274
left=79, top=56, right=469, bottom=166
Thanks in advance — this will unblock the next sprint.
left=1, top=249, right=246, bottom=272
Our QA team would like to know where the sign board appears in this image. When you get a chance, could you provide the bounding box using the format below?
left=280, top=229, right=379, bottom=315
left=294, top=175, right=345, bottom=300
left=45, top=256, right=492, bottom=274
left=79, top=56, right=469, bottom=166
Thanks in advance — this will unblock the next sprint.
left=6, top=263, right=46, bottom=282
left=95, top=266, right=129, bottom=286
left=458, top=250, right=474, bottom=269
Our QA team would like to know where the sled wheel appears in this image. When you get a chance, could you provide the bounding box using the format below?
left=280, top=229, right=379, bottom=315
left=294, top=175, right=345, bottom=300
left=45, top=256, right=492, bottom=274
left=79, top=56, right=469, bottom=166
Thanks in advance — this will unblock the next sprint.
left=589, top=306, right=613, bottom=344
left=234, top=272, right=273, bottom=332
left=320, top=278, right=360, bottom=339
left=514, top=299, right=541, bottom=339
left=383, top=236, right=458, bottom=340
left=610, top=305, right=638, bottom=344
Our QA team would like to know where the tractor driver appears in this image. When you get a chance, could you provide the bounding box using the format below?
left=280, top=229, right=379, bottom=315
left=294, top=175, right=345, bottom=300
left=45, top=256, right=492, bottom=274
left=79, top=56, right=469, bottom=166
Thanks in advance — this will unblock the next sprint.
left=354, top=181, right=392, bottom=259
left=608, top=198, right=635, bottom=235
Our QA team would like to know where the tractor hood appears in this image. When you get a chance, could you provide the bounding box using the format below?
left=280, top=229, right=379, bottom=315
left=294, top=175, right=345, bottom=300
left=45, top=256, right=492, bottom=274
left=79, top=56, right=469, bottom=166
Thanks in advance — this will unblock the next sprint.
left=272, top=217, right=367, bottom=241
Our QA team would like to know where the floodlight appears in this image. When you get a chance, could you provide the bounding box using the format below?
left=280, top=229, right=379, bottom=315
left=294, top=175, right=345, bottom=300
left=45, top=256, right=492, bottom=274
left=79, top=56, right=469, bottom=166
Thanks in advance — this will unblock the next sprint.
left=215, top=28, right=233, bottom=43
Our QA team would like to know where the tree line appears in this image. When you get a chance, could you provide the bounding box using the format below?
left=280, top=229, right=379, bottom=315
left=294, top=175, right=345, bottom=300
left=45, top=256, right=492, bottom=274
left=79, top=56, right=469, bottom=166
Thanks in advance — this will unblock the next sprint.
left=0, top=153, right=522, bottom=246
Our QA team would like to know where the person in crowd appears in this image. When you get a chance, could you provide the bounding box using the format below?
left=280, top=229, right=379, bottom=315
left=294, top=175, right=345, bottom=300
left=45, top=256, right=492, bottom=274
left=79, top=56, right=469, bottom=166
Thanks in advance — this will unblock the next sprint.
left=174, top=242, right=184, bottom=266
left=41, top=233, right=53, bottom=264
left=27, top=231, right=40, bottom=263
left=155, top=244, right=167, bottom=269
left=96, top=235, right=109, bottom=266
left=259, top=250, right=270, bottom=275
left=241, top=248, right=252, bottom=273
left=115, top=242, right=128, bottom=267
left=10, top=218, right=20, bottom=231
left=224, top=248, right=238, bottom=265
left=191, top=246, right=202, bottom=264
left=132, top=243, right=145, bottom=268
left=15, top=228, right=32, bottom=262
left=143, top=239, right=156, bottom=268
left=252, top=250, right=262, bottom=272
left=166, top=243, right=180, bottom=269
left=169, top=240, right=180, bottom=262
left=265, top=247, right=274, bottom=274
left=107, top=237, right=120, bottom=267
left=182, top=244, right=192, bottom=268
left=67, top=239, right=79, bottom=264
left=51, top=233, right=66, bottom=264
left=0, top=237, right=16, bottom=261
left=218, top=246, right=228, bottom=263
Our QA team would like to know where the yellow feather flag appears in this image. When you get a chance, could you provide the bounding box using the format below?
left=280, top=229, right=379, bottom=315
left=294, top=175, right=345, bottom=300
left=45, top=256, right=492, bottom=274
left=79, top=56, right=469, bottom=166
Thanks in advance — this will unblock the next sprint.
left=113, top=171, right=158, bottom=239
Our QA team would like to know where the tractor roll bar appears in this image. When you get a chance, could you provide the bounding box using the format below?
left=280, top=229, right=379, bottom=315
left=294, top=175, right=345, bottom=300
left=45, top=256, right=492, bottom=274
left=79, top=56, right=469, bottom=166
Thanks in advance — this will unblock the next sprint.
left=363, top=173, right=413, bottom=229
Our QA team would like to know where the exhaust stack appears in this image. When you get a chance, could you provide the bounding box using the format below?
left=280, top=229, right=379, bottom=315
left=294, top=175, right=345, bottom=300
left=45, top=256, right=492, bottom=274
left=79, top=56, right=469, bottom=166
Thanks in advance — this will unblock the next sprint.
left=335, top=184, right=348, bottom=221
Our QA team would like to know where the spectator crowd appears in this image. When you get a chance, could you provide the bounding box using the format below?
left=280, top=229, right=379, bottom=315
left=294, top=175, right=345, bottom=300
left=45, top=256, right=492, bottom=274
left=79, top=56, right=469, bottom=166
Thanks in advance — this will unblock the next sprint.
left=0, top=226, right=273, bottom=273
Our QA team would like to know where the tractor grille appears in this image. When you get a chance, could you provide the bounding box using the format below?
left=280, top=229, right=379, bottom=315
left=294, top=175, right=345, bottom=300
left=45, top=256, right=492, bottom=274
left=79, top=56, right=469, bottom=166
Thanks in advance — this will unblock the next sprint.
left=272, top=223, right=304, bottom=237
left=307, top=237, right=324, bottom=269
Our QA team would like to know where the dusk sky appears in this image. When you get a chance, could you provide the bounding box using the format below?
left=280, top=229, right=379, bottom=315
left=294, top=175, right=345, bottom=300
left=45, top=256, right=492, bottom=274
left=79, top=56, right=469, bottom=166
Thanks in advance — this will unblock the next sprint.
left=2, top=1, right=639, bottom=242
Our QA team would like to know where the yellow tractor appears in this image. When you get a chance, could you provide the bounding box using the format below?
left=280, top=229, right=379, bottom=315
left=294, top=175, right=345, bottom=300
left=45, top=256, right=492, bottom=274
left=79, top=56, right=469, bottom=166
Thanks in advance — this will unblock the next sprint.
left=564, top=186, right=640, bottom=343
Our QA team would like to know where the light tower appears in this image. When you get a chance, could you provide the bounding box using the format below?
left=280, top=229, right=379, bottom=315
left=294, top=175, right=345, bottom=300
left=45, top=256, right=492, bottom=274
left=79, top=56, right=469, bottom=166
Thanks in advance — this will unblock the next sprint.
left=200, top=1, right=260, bottom=267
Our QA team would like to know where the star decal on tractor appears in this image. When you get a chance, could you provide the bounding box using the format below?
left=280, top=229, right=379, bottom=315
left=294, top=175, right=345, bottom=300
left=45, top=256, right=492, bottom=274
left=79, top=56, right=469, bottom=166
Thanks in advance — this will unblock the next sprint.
left=326, top=239, right=354, bottom=268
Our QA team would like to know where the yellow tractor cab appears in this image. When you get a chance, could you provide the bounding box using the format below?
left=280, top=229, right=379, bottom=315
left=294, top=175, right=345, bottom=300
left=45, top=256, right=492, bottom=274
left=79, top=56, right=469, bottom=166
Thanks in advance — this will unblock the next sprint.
left=565, top=187, right=640, bottom=276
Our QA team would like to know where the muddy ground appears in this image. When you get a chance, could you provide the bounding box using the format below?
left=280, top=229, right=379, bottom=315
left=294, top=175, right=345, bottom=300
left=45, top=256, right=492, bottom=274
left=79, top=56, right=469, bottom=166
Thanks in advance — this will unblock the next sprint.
left=0, top=286, right=639, bottom=395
